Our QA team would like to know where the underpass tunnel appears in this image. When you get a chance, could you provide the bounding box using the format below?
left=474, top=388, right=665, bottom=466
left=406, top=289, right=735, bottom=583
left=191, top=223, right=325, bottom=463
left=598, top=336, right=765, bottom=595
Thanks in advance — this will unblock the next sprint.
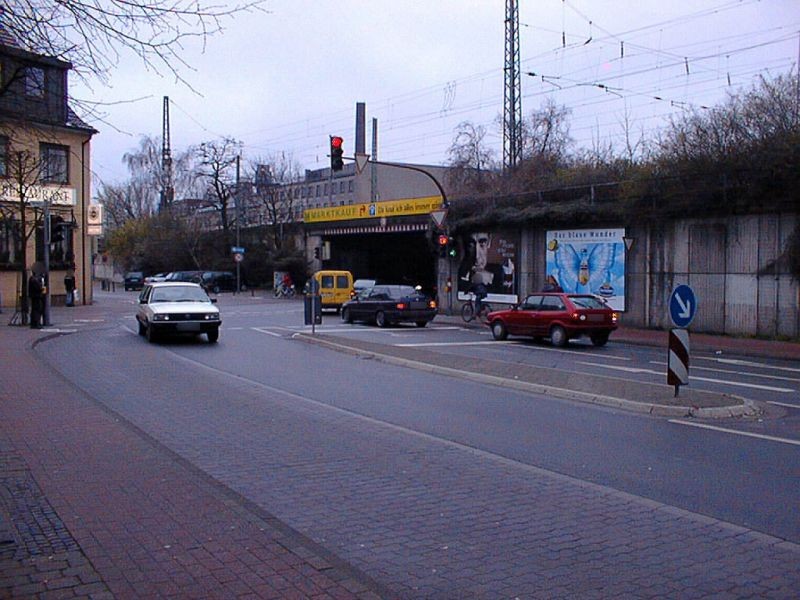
left=327, top=231, right=436, bottom=292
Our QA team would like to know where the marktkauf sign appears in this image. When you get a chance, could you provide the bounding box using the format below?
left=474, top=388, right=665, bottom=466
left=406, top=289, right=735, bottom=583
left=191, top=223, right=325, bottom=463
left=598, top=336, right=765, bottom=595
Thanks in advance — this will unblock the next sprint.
left=304, top=195, right=443, bottom=224
left=0, top=183, right=77, bottom=206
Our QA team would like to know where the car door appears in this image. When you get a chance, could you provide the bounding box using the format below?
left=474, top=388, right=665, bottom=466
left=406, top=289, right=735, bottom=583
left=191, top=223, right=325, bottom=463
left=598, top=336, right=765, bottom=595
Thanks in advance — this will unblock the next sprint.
left=537, top=294, right=568, bottom=336
left=505, top=295, right=542, bottom=336
left=136, top=286, right=153, bottom=325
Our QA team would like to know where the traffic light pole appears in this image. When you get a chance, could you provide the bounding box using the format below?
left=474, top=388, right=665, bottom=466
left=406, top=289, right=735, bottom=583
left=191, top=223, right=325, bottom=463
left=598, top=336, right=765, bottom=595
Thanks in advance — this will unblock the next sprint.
left=43, top=200, right=51, bottom=326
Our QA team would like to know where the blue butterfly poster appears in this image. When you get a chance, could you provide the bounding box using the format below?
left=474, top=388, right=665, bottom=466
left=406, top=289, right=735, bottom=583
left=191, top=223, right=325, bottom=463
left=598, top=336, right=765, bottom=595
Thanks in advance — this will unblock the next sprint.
left=545, top=228, right=626, bottom=311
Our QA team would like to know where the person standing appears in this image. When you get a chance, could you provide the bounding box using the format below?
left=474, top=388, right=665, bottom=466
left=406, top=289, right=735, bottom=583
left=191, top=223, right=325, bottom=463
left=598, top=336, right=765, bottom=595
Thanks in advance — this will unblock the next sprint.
left=64, top=270, right=76, bottom=307
left=28, top=271, right=45, bottom=328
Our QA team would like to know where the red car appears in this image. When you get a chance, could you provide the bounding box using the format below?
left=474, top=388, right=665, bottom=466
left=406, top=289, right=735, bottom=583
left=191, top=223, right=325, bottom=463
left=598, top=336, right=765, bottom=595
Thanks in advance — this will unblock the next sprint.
left=487, top=293, right=618, bottom=347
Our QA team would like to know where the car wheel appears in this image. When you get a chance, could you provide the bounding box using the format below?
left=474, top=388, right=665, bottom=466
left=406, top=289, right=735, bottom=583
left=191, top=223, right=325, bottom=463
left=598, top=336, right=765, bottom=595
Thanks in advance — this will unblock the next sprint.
left=342, top=308, right=353, bottom=323
left=550, top=325, right=568, bottom=347
left=207, top=328, right=219, bottom=343
left=491, top=320, right=508, bottom=341
left=591, top=332, right=609, bottom=347
left=375, top=311, right=388, bottom=328
left=213, top=285, right=220, bottom=294
left=146, top=323, right=158, bottom=343
left=137, top=319, right=146, bottom=336
left=415, top=320, right=428, bottom=328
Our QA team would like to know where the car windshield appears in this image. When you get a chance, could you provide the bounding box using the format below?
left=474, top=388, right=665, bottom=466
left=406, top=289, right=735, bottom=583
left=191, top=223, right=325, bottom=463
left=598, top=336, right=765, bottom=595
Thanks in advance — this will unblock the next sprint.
left=150, top=286, right=210, bottom=303
left=570, top=295, right=608, bottom=309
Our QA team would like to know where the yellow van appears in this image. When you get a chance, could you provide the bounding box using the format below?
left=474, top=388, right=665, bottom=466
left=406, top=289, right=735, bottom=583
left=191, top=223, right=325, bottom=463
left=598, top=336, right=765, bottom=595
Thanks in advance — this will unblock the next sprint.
left=311, top=270, right=353, bottom=311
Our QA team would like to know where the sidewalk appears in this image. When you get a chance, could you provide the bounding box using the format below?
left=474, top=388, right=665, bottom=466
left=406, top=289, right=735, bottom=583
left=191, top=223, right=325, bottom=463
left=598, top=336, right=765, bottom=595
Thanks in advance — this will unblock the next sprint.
left=0, top=309, right=386, bottom=599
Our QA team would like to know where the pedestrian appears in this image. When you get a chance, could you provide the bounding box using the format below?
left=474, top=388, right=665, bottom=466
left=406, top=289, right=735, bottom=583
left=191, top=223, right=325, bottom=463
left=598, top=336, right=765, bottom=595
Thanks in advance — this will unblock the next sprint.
left=64, top=270, right=76, bottom=307
left=28, top=270, right=45, bottom=328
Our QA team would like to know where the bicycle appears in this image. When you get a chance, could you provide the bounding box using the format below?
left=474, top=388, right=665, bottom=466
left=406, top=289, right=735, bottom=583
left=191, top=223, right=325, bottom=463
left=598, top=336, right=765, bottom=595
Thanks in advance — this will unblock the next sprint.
left=460, top=294, right=493, bottom=323
left=274, top=284, right=296, bottom=298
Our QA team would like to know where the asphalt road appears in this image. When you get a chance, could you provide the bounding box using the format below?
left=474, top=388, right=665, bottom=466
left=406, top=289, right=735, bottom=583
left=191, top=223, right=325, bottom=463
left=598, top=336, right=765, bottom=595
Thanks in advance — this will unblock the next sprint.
left=31, top=292, right=800, bottom=597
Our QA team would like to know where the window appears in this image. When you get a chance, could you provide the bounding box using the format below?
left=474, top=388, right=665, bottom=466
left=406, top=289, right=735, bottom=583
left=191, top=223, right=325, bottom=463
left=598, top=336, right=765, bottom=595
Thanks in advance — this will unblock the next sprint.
left=339, top=182, right=345, bottom=193
left=0, top=218, right=21, bottom=265
left=315, top=185, right=320, bottom=197
left=39, top=144, right=69, bottom=184
left=0, top=136, right=7, bottom=178
left=540, top=296, right=566, bottom=311
left=25, top=67, right=45, bottom=98
left=348, top=180, right=354, bottom=192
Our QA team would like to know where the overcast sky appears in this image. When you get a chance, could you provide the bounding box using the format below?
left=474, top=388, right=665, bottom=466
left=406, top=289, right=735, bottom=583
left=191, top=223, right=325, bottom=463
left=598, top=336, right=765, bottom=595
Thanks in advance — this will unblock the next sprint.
left=73, top=0, right=800, bottom=189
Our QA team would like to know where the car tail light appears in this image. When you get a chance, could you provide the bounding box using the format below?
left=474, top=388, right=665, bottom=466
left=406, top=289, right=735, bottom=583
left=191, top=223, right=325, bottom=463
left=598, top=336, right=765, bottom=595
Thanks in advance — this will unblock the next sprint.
left=396, top=302, right=407, bottom=310
left=429, top=300, right=437, bottom=309
left=612, top=312, right=618, bottom=322
left=571, top=312, right=587, bottom=321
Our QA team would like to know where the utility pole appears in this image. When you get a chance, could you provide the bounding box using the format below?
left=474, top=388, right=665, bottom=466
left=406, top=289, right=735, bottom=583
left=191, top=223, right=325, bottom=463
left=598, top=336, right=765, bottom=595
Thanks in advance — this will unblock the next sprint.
left=503, top=0, right=523, bottom=171
left=235, top=154, right=241, bottom=294
left=160, top=96, right=174, bottom=211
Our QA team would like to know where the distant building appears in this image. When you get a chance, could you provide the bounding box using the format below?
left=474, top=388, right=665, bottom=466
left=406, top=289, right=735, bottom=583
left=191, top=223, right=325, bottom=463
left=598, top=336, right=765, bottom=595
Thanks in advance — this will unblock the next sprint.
left=0, top=36, right=97, bottom=309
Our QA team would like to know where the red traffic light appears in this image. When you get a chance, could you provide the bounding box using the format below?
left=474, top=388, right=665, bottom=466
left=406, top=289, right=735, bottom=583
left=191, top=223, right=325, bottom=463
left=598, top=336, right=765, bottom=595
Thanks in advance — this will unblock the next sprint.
left=331, top=136, right=343, bottom=149
left=438, top=234, right=448, bottom=246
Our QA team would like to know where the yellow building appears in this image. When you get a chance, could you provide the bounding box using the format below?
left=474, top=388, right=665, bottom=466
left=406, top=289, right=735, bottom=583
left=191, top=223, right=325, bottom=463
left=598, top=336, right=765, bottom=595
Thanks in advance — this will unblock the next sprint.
left=0, top=39, right=96, bottom=314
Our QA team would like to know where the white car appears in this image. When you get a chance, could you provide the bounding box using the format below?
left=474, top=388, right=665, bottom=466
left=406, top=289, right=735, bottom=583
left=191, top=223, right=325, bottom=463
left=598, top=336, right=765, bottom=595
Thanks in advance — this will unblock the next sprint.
left=136, top=282, right=221, bottom=343
left=144, top=272, right=168, bottom=284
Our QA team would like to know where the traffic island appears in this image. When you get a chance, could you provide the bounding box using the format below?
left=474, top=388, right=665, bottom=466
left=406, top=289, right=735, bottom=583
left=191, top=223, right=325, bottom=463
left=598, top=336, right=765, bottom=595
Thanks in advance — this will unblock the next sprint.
left=295, top=333, right=758, bottom=419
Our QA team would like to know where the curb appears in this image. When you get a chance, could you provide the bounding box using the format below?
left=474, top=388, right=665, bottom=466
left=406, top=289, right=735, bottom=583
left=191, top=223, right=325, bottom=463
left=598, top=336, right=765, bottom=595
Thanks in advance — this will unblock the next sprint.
left=294, top=333, right=757, bottom=419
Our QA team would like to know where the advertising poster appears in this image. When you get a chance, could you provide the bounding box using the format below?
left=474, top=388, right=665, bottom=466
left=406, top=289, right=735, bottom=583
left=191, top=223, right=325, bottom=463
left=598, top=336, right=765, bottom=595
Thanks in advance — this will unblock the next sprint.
left=546, top=228, right=626, bottom=311
left=457, top=231, right=519, bottom=304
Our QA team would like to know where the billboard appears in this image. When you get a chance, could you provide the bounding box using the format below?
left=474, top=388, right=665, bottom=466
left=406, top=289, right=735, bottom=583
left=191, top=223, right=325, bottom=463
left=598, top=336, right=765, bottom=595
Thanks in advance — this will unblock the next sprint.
left=457, top=230, right=519, bottom=304
left=545, top=228, right=626, bottom=311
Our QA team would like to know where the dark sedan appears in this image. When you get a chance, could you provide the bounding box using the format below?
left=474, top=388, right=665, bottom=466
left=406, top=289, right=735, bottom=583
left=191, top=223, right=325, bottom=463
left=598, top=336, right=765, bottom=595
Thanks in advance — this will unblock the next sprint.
left=487, top=293, right=618, bottom=347
left=341, top=284, right=437, bottom=328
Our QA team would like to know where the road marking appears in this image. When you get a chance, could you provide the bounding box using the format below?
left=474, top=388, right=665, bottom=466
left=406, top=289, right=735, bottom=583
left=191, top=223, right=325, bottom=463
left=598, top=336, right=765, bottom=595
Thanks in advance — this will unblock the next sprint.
left=581, top=362, right=795, bottom=392
left=668, top=420, right=800, bottom=447
left=767, top=401, right=800, bottom=409
left=650, top=361, right=800, bottom=383
left=695, top=356, right=800, bottom=374
left=395, top=340, right=518, bottom=347
left=252, top=327, right=284, bottom=338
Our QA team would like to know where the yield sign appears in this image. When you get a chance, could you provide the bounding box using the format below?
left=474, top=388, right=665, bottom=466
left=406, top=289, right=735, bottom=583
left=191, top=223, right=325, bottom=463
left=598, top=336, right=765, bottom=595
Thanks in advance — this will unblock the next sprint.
left=430, top=208, right=448, bottom=229
left=355, top=153, right=370, bottom=174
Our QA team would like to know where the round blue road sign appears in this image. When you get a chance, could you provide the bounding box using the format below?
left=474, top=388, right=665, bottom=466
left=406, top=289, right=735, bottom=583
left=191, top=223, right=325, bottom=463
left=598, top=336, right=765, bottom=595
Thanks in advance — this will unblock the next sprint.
left=669, top=284, right=697, bottom=328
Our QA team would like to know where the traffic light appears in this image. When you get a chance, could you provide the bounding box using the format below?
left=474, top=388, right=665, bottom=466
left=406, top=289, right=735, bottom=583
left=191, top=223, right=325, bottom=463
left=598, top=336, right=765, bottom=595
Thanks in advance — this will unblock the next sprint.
left=330, top=136, right=344, bottom=171
left=50, top=216, right=64, bottom=243
left=437, top=234, right=448, bottom=258
left=314, top=247, right=321, bottom=259
left=447, top=236, right=457, bottom=258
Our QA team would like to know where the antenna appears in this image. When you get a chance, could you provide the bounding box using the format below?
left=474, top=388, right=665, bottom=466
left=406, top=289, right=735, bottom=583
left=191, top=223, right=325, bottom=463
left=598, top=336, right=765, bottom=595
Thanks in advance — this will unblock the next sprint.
left=503, top=0, right=523, bottom=171
left=160, top=96, right=174, bottom=211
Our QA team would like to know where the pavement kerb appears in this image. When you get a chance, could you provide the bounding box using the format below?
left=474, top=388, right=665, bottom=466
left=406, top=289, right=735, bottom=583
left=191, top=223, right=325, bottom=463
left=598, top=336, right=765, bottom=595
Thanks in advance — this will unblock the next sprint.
left=293, top=332, right=758, bottom=419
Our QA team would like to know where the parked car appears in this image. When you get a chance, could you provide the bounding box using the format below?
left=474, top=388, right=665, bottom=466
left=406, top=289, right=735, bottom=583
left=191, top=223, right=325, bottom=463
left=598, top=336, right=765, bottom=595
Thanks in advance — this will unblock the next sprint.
left=200, top=271, right=240, bottom=293
left=165, top=270, right=203, bottom=284
left=123, top=271, right=144, bottom=291
left=144, top=273, right=168, bottom=284
left=487, top=292, right=618, bottom=347
left=351, top=278, right=377, bottom=298
left=341, top=284, right=437, bottom=328
left=135, top=282, right=221, bottom=343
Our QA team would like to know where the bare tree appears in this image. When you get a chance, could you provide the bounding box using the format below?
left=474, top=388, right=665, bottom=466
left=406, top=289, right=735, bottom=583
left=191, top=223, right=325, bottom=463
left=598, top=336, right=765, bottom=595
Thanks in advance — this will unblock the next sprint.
left=0, top=0, right=265, bottom=91
left=249, top=152, right=302, bottom=250
left=0, top=147, right=64, bottom=323
left=446, top=121, right=498, bottom=197
left=196, top=137, right=241, bottom=237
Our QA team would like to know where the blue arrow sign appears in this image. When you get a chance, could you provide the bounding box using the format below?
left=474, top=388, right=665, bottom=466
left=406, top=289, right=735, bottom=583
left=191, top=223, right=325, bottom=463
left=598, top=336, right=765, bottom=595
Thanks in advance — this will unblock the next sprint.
left=231, top=246, right=245, bottom=254
left=669, top=284, right=697, bottom=328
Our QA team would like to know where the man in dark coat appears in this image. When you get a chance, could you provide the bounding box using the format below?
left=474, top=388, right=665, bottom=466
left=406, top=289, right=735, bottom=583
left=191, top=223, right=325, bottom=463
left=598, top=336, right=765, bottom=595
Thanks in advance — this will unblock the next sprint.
left=28, top=271, right=45, bottom=328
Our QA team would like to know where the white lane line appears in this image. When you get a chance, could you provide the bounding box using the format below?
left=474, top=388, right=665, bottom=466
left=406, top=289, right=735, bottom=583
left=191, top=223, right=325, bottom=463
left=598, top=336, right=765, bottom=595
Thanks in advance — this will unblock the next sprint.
left=650, top=361, right=800, bottom=383
left=767, top=401, right=800, bottom=409
left=395, top=340, right=519, bottom=347
left=668, top=420, right=800, bottom=447
left=580, top=362, right=795, bottom=393
left=252, top=327, right=283, bottom=338
left=695, top=356, right=800, bottom=374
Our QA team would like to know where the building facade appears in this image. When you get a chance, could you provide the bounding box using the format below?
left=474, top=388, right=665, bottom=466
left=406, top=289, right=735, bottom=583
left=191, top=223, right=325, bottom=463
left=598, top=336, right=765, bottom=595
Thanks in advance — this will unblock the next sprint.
left=0, top=40, right=96, bottom=313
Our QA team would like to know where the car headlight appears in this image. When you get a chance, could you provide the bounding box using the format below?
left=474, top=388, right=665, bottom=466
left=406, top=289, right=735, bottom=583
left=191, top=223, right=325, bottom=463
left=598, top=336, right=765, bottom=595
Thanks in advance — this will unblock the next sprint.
left=153, top=314, right=170, bottom=321
left=204, top=313, right=219, bottom=320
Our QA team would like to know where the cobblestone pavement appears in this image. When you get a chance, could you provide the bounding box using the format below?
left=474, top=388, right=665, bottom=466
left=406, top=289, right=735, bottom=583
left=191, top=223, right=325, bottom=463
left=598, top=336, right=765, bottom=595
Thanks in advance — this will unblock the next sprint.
left=0, top=322, right=387, bottom=599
